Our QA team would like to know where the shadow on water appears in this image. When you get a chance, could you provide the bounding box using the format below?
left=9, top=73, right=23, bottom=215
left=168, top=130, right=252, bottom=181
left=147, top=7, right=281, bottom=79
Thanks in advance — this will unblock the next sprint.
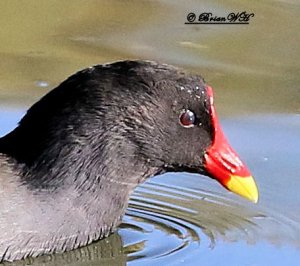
left=4, top=233, right=126, bottom=266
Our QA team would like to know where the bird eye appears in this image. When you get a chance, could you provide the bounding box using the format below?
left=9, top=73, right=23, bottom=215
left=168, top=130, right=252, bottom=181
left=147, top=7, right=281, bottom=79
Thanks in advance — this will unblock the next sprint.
left=179, top=109, right=196, bottom=128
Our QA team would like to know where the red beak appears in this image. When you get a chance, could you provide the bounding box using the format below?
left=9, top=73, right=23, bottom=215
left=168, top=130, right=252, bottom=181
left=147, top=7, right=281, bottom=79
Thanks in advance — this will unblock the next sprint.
left=203, top=86, right=259, bottom=203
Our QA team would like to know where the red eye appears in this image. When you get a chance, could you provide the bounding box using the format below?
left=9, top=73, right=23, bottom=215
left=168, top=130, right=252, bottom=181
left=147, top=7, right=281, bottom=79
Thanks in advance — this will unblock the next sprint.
left=179, top=109, right=195, bottom=128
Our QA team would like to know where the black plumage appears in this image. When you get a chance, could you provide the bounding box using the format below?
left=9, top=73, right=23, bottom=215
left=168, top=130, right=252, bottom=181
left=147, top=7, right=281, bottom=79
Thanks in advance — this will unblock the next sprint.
left=0, top=60, right=212, bottom=261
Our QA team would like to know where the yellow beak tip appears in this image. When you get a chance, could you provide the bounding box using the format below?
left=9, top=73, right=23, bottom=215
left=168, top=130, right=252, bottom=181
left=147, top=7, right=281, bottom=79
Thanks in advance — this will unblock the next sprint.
left=226, top=175, right=259, bottom=204
left=249, top=193, right=259, bottom=204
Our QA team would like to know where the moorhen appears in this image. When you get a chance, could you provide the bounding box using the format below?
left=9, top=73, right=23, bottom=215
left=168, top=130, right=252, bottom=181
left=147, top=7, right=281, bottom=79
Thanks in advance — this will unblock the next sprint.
left=0, top=60, right=258, bottom=261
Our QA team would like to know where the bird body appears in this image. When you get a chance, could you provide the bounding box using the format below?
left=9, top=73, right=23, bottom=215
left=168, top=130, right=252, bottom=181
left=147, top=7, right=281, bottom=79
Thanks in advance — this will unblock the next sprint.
left=0, top=60, right=258, bottom=261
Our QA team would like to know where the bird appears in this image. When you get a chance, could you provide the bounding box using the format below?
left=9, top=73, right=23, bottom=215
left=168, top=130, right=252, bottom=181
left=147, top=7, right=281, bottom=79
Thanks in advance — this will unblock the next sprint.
left=0, top=60, right=258, bottom=261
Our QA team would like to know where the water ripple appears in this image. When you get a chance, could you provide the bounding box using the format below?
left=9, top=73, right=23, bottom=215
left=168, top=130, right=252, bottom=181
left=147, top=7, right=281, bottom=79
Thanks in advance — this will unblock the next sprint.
left=4, top=176, right=300, bottom=266
left=120, top=177, right=300, bottom=264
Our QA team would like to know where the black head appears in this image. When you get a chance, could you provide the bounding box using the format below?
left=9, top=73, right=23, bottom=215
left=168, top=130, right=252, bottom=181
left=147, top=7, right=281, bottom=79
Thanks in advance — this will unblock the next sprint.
left=107, top=61, right=213, bottom=173
left=0, top=60, right=213, bottom=187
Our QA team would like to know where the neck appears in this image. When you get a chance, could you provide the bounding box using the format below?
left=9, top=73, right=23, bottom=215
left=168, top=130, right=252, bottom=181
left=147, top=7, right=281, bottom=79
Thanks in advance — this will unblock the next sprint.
left=0, top=125, right=159, bottom=261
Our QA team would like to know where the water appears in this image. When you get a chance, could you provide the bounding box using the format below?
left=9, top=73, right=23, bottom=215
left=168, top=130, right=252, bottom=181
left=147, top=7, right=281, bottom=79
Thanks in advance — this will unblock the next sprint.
left=0, top=0, right=299, bottom=265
